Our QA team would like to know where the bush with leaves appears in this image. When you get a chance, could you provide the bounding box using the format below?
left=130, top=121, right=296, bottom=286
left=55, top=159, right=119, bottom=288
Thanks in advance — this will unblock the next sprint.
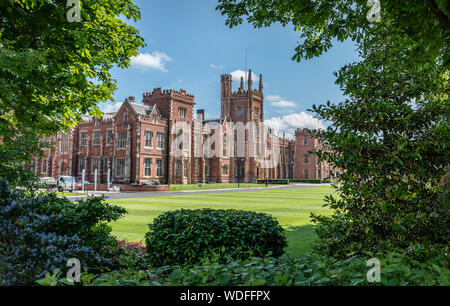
left=110, top=240, right=150, bottom=271
left=156, top=253, right=449, bottom=286
left=0, top=180, right=127, bottom=285
left=144, top=209, right=287, bottom=266
left=38, top=252, right=449, bottom=286
left=309, top=25, right=450, bottom=259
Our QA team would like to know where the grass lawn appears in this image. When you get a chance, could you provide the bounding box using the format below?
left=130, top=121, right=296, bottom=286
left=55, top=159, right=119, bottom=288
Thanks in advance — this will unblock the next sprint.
left=169, top=183, right=281, bottom=192
left=107, top=186, right=335, bottom=257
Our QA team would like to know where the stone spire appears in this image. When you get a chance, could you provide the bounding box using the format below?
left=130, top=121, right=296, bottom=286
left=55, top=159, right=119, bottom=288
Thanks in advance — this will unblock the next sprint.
left=240, top=76, right=244, bottom=91
left=248, top=69, right=252, bottom=91
left=259, top=74, right=263, bottom=93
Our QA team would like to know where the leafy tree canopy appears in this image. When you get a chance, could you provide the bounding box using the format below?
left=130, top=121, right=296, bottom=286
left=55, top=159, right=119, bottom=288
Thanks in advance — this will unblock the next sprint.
left=1, top=0, right=144, bottom=132
left=310, top=25, right=449, bottom=259
left=216, top=0, right=449, bottom=64
left=0, top=0, right=144, bottom=185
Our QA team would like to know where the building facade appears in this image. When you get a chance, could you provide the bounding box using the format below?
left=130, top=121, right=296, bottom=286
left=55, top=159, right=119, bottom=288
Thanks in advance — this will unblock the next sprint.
left=33, top=70, right=335, bottom=184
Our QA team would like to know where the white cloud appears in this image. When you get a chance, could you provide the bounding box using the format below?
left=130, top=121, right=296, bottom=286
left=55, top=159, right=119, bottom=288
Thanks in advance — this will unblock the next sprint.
left=264, top=112, right=325, bottom=139
left=266, top=95, right=281, bottom=101
left=130, top=52, right=172, bottom=72
left=267, top=95, right=297, bottom=108
left=209, top=64, right=224, bottom=69
left=230, top=70, right=257, bottom=82
left=100, top=102, right=123, bottom=113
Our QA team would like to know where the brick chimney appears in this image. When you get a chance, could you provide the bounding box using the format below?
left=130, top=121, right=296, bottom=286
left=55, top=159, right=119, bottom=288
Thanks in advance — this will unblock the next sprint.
left=128, top=96, right=135, bottom=103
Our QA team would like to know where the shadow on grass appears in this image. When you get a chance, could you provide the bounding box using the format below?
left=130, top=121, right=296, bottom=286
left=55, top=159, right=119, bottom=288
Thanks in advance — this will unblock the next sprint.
left=283, top=224, right=318, bottom=258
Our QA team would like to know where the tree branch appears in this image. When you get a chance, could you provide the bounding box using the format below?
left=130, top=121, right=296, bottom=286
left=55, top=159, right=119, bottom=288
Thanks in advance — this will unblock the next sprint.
left=425, top=0, right=450, bottom=34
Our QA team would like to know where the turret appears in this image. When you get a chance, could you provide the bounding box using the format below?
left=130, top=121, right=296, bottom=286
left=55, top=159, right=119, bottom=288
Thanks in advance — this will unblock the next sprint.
left=259, top=74, right=263, bottom=93
left=221, top=74, right=232, bottom=119
left=221, top=74, right=232, bottom=98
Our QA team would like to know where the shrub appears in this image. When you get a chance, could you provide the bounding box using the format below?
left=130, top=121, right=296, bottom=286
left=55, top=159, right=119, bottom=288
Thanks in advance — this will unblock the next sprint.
left=288, top=179, right=325, bottom=184
left=144, top=209, right=287, bottom=266
left=43, top=252, right=448, bottom=286
left=113, top=240, right=150, bottom=271
left=0, top=180, right=127, bottom=285
left=256, top=179, right=289, bottom=184
left=154, top=253, right=449, bottom=286
left=256, top=179, right=329, bottom=184
left=36, top=268, right=152, bottom=286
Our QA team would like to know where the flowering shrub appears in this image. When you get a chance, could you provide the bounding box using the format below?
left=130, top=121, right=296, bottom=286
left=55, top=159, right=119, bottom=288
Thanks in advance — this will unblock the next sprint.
left=118, top=240, right=146, bottom=250
left=0, top=180, right=127, bottom=285
left=105, top=240, right=150, bottom=271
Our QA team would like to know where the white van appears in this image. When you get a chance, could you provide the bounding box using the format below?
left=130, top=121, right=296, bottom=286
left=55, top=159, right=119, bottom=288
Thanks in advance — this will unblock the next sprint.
left=57, top=176, right=77, bottom=192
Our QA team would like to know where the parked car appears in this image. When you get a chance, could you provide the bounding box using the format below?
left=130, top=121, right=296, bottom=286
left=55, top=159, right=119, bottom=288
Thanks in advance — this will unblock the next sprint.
left=56, top=176, right=77, bottom=192
left=75, top=181, right=90, bottom=190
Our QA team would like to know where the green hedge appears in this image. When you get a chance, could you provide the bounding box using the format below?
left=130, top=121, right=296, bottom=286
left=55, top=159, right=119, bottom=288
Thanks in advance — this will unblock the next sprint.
left=256, top=179, right=330, bottom=184
left=288, top=179, right=323, bottom=183
left=256, top=179, right=289, bottom=184
left=144, top=209, right=287, bottom=266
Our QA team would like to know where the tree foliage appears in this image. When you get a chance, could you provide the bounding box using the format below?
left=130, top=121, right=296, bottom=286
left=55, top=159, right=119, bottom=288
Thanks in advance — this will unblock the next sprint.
left=0, top=0, right=144, bottom=185
left=216, top=0, right=449, bottom=65
left=310, top=25, right=449, bottom=259
left=0, top=124, right=43, bottom=188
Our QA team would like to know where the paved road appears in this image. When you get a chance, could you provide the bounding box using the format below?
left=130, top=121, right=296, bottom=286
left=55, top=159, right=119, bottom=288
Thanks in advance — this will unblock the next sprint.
left=68, top=183, right=329, bottom=200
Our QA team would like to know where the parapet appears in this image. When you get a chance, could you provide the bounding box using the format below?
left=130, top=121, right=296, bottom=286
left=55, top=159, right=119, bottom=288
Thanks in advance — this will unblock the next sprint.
left=143, top=87, right=195, bottom=103
left=295, top=128, right=310, bottom=136
left=221, top=74, right=232, bottom=81
left=230, top=89, right=263, bottom=98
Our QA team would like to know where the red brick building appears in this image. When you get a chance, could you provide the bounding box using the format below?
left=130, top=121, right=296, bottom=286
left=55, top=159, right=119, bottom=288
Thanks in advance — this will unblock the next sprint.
left=293, top=128, right=334, bottom=179
left=33, top=70, right=335, bottom=184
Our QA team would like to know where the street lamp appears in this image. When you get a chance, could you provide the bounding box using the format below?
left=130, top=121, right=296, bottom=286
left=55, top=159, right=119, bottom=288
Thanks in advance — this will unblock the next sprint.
left=237, top=157, right=244, bottom=188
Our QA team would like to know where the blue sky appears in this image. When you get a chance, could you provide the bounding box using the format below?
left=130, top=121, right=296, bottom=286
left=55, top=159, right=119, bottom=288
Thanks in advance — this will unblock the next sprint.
left=100, top=0, right=360, bottom=138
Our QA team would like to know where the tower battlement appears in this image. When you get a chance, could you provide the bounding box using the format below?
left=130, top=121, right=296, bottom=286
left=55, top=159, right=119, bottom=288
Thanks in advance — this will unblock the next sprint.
left=221, top=74, right=232, bottom=82
left=230, top=89, right=263, bottom=97
left=295, top=128, right=311, bottom=136
left=143, top=87, right=195, bottom=103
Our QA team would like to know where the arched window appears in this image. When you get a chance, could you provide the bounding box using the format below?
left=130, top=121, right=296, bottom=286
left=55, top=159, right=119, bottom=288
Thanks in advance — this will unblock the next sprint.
left=223, top=134, right=227, bottom=157
left=222, top=165, right=228, bottom=175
